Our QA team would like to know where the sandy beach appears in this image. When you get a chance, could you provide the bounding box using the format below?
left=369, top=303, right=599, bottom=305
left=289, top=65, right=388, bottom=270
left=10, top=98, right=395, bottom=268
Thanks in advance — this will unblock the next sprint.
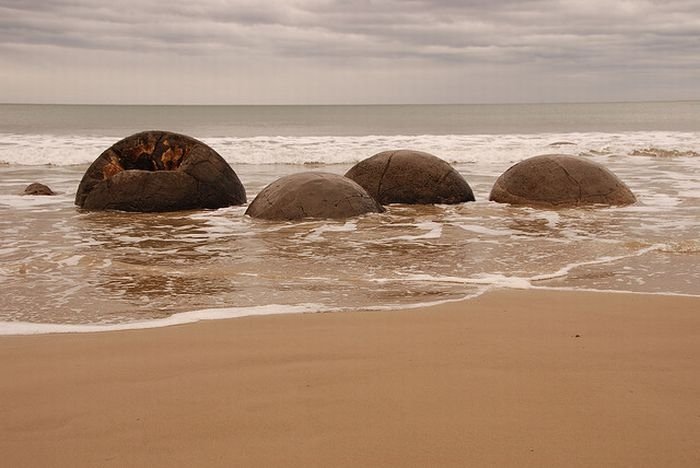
left=1, top=289, right=699, bottom=467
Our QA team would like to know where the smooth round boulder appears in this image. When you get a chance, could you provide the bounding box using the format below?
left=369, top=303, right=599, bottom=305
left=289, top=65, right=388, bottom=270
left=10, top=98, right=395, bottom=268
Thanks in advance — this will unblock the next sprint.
left=23, top=183, right=55, bottom=196
left=75, top=131, right=246, bottom=212
left=245, top=172, right=384, bottom=220
left=489, top=154, right=636, bottom=207
left=345, top=150, right=475, bottom=205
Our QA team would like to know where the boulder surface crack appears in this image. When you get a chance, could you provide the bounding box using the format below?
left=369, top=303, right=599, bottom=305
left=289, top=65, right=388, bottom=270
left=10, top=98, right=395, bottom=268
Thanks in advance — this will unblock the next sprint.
left=554, top=160, right=583, bottom=200
left=376, top=151, right=396, bottom=198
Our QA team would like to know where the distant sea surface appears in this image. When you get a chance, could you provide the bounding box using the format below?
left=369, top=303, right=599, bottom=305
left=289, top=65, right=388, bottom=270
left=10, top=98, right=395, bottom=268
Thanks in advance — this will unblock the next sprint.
left=0, top=102, right=698, bottom=334
left=2, top=101, right=700, bottom=137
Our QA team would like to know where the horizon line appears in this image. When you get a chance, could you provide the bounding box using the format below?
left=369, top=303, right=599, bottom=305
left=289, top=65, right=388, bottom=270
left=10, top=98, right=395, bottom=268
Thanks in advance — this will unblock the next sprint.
left=1, top=99, right=699, bottom=107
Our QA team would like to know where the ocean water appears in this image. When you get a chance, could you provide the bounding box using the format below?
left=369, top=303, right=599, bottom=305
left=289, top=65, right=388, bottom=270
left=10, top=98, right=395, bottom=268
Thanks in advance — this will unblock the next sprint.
left=0, top=102, right=698, bottom=334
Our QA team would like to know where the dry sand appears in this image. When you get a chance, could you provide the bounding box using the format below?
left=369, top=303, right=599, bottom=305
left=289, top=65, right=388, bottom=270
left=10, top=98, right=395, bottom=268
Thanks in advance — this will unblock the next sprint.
left=1, top=289, right=699, bottom=467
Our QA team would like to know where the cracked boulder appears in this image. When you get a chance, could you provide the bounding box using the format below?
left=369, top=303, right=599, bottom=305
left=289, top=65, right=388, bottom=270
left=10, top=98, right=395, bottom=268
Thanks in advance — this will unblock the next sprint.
left=75, top=131, right=246, bottom=212
left=345, top=150, right=475, bottom=205
left=489, top=154, right=636, bottom=207
left=245, top=172, right=384, bottom=220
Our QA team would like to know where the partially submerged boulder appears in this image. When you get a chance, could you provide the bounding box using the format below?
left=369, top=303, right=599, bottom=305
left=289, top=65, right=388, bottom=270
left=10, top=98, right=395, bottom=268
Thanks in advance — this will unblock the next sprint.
left=23, top=183, right=55, bottom=196
left=345, top=150, right=475, bottom=205
left=246, top=172, right=384, bottom=220
left=489, top=154, right=636, bottom=207
left=75, top=131, right=246, bottom=212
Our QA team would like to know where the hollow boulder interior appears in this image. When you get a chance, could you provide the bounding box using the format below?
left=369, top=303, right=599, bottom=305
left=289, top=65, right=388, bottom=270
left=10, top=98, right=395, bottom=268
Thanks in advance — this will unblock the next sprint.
left=113, top=138, right=190, bottom=173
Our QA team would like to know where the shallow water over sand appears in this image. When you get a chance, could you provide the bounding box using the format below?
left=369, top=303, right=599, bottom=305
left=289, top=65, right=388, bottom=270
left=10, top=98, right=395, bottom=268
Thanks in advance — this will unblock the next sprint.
left=1, top=152, right=698, bottom=328
left=1, top=102, right=698, bottom=331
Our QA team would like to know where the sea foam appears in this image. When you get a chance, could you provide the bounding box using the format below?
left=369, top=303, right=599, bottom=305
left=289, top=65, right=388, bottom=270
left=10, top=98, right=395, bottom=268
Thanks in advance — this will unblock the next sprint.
left=2, top=131, right=700, bottom=166
left=0, top=303, right=330, bottom=336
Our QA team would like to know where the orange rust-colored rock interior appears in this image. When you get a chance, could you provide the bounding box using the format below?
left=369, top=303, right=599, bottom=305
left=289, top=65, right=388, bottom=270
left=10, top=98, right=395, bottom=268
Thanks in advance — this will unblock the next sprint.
left=101, top=135, right=193, bottom=180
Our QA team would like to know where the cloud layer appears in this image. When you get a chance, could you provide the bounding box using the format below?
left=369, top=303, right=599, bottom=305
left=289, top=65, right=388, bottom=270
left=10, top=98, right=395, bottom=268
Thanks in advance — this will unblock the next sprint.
left=1, top=0, right=699, bottom=103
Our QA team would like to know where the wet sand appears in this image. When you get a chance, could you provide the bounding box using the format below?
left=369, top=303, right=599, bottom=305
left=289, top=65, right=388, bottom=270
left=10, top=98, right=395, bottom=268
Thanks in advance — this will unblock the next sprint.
left=1, top=289, right=699, bottom=467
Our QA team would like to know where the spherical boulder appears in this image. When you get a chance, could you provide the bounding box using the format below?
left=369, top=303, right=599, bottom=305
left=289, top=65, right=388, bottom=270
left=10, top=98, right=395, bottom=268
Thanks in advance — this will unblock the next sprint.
left=489, top=154, right=636, bottom=207
left=245, top=172, right=384, bottom=221
left=345, top=150, right=475, bottom=205
left=75, top=131, right=246, bottom=212
left=23, top=183, right=55, bottom=196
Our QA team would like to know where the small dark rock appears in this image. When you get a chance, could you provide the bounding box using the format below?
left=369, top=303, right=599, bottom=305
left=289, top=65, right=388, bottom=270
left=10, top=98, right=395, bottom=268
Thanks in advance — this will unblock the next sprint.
left=246, top=172, right=384, bottom=221
left=23, top=183, right=55, bottom=196
left=345, top=149, right=475, bottom=205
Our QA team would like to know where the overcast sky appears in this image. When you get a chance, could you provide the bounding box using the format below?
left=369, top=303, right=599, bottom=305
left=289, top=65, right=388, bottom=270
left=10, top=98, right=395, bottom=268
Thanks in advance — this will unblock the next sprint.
left=1, top=0, right=698, bottom=104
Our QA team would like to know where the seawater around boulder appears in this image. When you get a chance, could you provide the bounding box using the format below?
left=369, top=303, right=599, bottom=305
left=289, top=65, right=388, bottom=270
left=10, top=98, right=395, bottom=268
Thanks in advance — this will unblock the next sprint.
left=245, top=172, right=384, bottom=221
left=2, top=152, right=699, bottom=328
left=75, top=131, right=246, bottom=212
left=345, top=149, right=475, bottom=205
left=489, top=154, right=636, bottom=208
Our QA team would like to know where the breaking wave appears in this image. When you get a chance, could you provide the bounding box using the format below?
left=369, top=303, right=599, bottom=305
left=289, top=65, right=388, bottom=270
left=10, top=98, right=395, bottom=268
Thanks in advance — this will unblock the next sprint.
left=1, top=131, right=700, bottom=166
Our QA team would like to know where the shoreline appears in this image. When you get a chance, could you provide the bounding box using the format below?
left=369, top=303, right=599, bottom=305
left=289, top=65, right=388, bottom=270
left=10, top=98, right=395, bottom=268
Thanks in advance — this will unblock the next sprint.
left=2, top=288, right=699, bottom=467
left=1, top=286, right=698, bottom=336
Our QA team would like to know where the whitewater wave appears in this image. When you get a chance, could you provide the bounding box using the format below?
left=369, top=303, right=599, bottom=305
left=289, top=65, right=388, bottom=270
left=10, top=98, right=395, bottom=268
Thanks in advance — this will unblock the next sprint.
left=1, top=131, right=699, bottom=166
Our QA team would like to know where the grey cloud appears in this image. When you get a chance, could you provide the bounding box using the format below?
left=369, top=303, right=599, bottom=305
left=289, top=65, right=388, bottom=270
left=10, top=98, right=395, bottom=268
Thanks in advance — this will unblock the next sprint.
left=2, top=0, right=698, bottom=62
left=0, top=0, right=698, bottom=103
